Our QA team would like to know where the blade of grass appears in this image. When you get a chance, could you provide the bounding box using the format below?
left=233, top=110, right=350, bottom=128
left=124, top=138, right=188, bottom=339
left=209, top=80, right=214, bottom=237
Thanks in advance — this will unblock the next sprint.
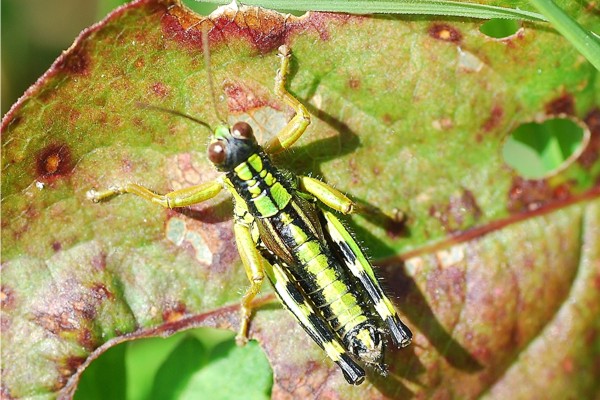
left=206, top=0, right=548, bottom=22
left=528, top=0, right=600, bottom=70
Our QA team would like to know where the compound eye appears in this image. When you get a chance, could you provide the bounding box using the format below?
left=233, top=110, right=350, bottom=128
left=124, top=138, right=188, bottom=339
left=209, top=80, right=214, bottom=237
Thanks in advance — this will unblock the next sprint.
left=208, top=141, right=226, bottom=165
left=231, top=122, right=253, bottom=140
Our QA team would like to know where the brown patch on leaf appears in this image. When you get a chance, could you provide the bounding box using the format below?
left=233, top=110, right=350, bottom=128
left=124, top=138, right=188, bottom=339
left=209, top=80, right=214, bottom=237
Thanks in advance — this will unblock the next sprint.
left=430, top=189, right=482, bottom=233
left=78, top=328, right=96, bottom=351
left=223, top=81, right=276, bottom=113
left=90, top=283, right=113, bottom=301
left=1, top=285, right=15, bottom=309
left=545, top=93, right=575, bottom=116
left=429, top=23, right=462, bottom=43
left=151, top=82, right=170, bottom=98
left=382, top=113, right=393, bottom=125
left=163, top=5, right=352, bottom=55
left=56, top=43, right=90, bottom=75
left=55, top=356, right=87, bottom=390
left=36, top=144, right=73, bottom=182
left=163, top=301, right=188, bottom=323
left=579, top=108, right=600, bottom=168
left=506, top=177, right=573, bottom=213
left=482, top=105, right=504, bottom=132
left=164, top=4, right=287, bottom=54
left=348, top=77, right=361, bottom=90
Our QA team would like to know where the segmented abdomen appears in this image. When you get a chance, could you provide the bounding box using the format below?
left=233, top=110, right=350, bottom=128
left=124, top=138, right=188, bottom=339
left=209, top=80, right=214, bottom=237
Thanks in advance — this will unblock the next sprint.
left=259, top=198, right=372, bottom=339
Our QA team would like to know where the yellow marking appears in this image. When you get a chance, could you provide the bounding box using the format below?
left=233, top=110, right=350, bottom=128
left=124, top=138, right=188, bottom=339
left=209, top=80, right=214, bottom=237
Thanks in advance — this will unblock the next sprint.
left=259, top=168, right=267, bottom=178
left=270, top=182, right=292, bottom=209
left=329, top=293, right=357, bottom=317
left=247, top=153, right=263, bottom=173
left=356, top=328, right=375, bottom=348
left=306, top=254, right=329, bottom=275
left=297, top=240, right=321, bottom=263
left=264, top=172, right=275, bottom=186
left=323, top=341, right=344, bottom=360
left=335, top=304, right=364, bottom=330
left=375, top=299, right=394, bottom=319
left=298, top=302, right=312, bottom=316
left=321, top=280, right=348, bottom=303
left=286, top=222, right=308, bottom=246
left=280, top=212, right=292, bottom=224
left=249, top=184, right=262, bottom=196
left=234, top=162, right=253, bottom=181
left=312, top=261, right=336, bottom=285
left=254, top=192, right=278, bottom=216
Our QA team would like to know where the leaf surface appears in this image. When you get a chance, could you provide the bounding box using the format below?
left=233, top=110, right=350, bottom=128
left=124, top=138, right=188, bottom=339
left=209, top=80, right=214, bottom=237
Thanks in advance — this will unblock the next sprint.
left=1, top=0, right=599, bottom=398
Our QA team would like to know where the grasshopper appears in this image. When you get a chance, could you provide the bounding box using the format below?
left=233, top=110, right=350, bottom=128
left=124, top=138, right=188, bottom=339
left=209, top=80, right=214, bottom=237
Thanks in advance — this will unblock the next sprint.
left=88, top=45, right=412, bottom=384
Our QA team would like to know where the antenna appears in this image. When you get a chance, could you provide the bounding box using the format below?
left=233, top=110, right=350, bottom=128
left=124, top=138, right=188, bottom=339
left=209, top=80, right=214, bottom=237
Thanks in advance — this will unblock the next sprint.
left=136, top=102, right=213, bottom=132
left=202, top=23, right=227, bottom=124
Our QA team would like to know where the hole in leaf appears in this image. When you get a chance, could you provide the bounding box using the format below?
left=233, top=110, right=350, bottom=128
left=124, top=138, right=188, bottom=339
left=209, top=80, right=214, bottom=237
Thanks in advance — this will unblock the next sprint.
left=180, top=1, right=305, bottom=17
left=502, top=118, right=586, bottom=179
left=75, top=328, right=272, bottom=399
left=180, top=1, right=220, bottom=15
left=479, top=19, right=520, bottom=39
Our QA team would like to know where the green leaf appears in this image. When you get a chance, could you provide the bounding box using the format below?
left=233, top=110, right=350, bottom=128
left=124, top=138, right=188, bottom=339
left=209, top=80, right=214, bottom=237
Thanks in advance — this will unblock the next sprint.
left=2, top=0, right=599, bottom=398
left=200, top=0, right=549, bottom=21
left=528, top=0, right=600, bottom=70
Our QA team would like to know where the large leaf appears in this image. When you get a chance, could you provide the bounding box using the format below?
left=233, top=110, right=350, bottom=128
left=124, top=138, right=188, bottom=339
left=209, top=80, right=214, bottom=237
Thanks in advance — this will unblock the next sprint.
left=2, top=0, right=599, bottom=398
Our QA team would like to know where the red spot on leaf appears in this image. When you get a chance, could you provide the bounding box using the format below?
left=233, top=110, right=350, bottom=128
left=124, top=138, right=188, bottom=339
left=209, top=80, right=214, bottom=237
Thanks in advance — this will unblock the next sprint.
left=151, top=82, right=170, bottom=98
left=348, top=77, right=361, bottom=90
left=55, top=356, right=87, bottom=390
left=562, top=356, right=575, bottom=373
left=579, top=108, right=600, bottom=168
left=90, top=283, right=113, bottom=301
left=52, top=241, right=62, bottom=252
left=1, top=285, right=15, bottom=309
left=36, top=144, right=73, bottom=182
left=545, top=93, right=575, bottom=116
left=385, top=209, right=408, bottom=239
left=429, top=23, right=462, bottom=43
left=163, top=301, right=188, bottom=323
left=78, top=328, right=96, bottom=351
left=56, top=44, right=90, bottom=75
left=37, top=312, right=75, bottom=334
left=481, top=105, right=504, bottom=132
left=507, top=177, right=572, bottom=213
left=223, top=81, right=275, bottom=113
left=382, top=113, right=393, bottom=125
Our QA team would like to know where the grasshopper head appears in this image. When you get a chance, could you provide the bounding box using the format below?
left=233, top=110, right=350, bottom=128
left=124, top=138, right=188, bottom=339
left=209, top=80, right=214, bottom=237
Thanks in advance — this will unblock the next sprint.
left=208, top=121, right=259, bottom=171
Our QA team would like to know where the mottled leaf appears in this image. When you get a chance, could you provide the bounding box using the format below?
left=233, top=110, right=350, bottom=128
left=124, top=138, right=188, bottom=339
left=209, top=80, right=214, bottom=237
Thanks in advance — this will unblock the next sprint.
left=1, top=0, right=599, bottom=399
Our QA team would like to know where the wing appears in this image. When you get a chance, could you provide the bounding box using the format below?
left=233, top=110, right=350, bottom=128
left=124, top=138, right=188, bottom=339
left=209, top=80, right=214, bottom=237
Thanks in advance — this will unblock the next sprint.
left=319, top=209, right=413, bottom=348
left=262, top=258, right=366, bottom=385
